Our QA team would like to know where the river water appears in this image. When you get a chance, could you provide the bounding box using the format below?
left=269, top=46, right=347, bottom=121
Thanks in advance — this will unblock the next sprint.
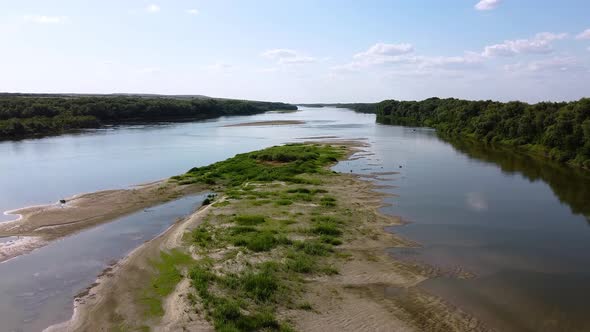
left=1, top=107, right=589, bottom=331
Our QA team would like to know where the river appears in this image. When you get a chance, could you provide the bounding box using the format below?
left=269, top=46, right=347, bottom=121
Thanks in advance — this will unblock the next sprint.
left=1, top=107, right=589, bottom=331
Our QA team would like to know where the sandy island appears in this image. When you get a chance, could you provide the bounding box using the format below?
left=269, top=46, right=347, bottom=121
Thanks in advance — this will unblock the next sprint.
left=223, top=120, right=305, bottom=127
left=0, top=181, right=205, bottom=262
left=46, top=142, right=489, bottom=332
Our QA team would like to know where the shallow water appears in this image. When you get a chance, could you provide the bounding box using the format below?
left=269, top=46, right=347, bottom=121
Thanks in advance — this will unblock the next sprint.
left=0, top=194, right=205, bottom=332
left=1, top=107, right=589, bottom=331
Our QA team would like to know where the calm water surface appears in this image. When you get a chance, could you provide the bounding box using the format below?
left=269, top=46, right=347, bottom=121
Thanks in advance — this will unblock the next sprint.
left=0, top=194, right=206, bottom=332
left=1, top=107, right=589, bottom=331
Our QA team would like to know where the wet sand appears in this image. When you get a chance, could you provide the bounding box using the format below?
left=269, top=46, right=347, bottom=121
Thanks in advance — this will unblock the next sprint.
left=0, top=181, right=204, bottom=262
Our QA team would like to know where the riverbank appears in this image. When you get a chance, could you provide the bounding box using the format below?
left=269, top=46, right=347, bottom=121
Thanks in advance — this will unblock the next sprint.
left=49, top=143, right=489, bottom=332
left=0, top=180, right=204, bottom=262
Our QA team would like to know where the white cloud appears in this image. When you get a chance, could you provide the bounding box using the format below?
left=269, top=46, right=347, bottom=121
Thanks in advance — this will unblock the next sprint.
left=482, top=32, right=567, bottom=57
left=354, top=43, right=414, bottom=59
left=333, top=42, right=481, bottom=75
left=576, top=29, right=590, bottom=40
left=146, top=4, right=160, bottom=13
left=505, top=57, right=584, bottom=74
left=350, top=43, right=414, bottom=66
left=186, top=9, right=199, bottom=15
left=262, top=49, right=317, bottom=64
left=475, top=0, right=501, bottom=11
left=417, top=52, right=484, bottom=70
left=23, top=15, right=67, bottom=24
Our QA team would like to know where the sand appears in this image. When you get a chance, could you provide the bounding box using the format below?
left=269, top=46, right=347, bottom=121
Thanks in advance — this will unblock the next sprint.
left=0, top=180, right=204, bottom=262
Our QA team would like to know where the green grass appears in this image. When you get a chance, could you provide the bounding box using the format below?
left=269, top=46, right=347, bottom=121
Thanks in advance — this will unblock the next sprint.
left=286, top=252, right=316, bottom=273
left=230, top=230, right=290, bottom=252
left=141, top=250, right=192, bottom=317
left=294, top=240, right=331, bottom=256
left=192, top=224, right=213, bottom=247
left=311, top=222, right=342, bottom=236
left=234, top=215, right=266, bottom=226
left=241, top=271, right=279, bottom=302
left=171, top=143, right=345, bottom=187
left=320, top=196, right=337, bottom=207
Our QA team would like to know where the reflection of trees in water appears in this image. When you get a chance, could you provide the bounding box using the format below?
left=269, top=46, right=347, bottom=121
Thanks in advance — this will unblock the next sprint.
left=442, top=137, right=590, bottom=225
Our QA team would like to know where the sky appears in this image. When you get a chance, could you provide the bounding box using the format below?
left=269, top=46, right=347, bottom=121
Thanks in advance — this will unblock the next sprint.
left=1, top=0, right=589, bottom=103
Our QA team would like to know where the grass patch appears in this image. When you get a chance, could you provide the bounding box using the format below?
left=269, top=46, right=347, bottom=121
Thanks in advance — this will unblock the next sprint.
left=311, top=222, right=342, bottom=236
left=319, top=235, right=343, bottom=246
left=286, top=252, right=316, bottom=273
left=297, top=302, right=314, bottom=311
left=320, top=196, right=337, bottom=207
left=231, top=230, right=290, bottom=252
left=171, top=143, right=344, bottom=187
left=141, top=250, right=191, bottom=317
left=192, top=224, right=213, bottom=247
left=294, top=240, right=331, bottom=256
left=235, top=215, right=266, bottom=226
left=241, top=271, right=279, bottom=302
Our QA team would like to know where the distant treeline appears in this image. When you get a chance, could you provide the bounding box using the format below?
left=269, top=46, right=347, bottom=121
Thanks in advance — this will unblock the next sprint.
left=300, top=103, right=377, bottom=114
left=376, top=98, right=590, bottom=169
left=0, top=96, right=296, bottom=140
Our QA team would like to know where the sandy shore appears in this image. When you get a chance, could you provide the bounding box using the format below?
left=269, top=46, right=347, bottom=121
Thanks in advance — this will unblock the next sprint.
left=0, top=180, right=204, bottom=262
left=47, top=144, right=489, bottom=332
left=223, top=120, right=305, bottom=127
left=45, top=198, right=217, bottom=332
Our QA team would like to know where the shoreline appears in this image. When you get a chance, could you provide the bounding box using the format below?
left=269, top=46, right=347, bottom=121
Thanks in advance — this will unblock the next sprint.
left=0, top=180, right=205, bottom=263
left=45, top=196, right=217, bottom=332
left=45, top=143, right=489, bottom=332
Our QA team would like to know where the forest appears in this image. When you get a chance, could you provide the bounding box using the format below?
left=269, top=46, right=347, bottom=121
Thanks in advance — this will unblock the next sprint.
left=0, top=95, right=296, bottom=140
left=376, top=97, right=590, bottom=169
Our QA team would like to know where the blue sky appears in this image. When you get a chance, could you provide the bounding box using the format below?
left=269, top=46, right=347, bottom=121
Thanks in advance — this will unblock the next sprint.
left=1, top=0, right=589, bottom=103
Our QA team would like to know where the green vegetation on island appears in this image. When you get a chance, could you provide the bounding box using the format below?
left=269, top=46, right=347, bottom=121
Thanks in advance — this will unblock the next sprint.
left=376, top=98, right=590, bottom=169
left=0, top=95, right=296, bottom=140
left=146, top=144, right=351, bottom=331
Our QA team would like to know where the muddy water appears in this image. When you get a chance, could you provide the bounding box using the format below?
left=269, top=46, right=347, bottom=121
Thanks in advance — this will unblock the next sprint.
left=1, top=107, right=590, bottom=331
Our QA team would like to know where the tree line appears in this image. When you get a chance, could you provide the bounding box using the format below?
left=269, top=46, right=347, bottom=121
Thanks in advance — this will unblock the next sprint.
left=299, top=103, right=377, bottom=114
left=0, top=96, right=296, bottom=140
left=376, top=97, right=590, bottom=169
